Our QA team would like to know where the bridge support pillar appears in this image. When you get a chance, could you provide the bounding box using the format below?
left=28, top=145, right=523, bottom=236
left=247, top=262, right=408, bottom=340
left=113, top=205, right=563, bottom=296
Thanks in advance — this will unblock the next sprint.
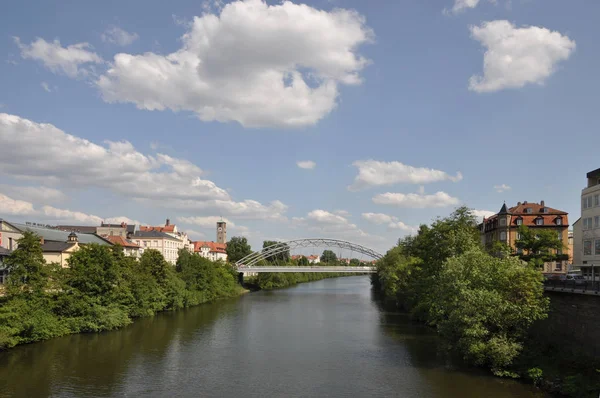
left=237, top=272, right=244, bottom=285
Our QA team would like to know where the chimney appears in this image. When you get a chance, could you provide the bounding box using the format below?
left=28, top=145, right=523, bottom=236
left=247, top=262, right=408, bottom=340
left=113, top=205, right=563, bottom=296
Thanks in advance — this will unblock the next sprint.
left=540, top=200, right=545, bottom=207
left=166, top=218, right=170, bottom=226
left=523, top=201, right=528, bottom=204
left=517, top=202, right=521, bottom=206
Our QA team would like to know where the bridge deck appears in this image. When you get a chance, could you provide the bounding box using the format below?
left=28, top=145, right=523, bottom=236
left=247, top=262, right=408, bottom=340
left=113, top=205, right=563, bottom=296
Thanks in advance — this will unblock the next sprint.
left=236, top=266, right=375, bottom=273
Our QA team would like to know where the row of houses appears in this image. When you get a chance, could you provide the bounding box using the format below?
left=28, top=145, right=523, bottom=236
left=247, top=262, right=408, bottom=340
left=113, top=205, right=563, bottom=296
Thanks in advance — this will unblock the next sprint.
left=0, top=218, right=230, bottom=283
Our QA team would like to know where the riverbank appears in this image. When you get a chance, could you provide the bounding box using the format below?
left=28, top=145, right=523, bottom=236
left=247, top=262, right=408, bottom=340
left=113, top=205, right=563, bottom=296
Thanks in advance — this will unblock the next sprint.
left=244, top=271, right=362, bottom=290
left=0, top=235, right=247, bottom=351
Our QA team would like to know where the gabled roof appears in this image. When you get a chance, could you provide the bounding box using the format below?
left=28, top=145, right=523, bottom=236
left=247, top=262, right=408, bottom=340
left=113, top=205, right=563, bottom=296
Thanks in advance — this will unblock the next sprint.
left=103, top=235, right=141, bottom=248
left=56, top=225, right=98, bottom=234
left=133, top=230, right=181, bottom=241
left=11, top=223, right=112, bottom=245
left=498, top=203, right=510, bottom=215
left=508, top=202, right=567, bottom=215
left=193, top=241, right=227, bottom=254
left=41, top=241, right=76, bottom=253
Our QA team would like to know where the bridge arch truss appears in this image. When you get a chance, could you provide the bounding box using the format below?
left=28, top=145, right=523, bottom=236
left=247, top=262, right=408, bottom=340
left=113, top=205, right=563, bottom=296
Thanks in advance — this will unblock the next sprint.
left=235, top=238, right=384, bottom=268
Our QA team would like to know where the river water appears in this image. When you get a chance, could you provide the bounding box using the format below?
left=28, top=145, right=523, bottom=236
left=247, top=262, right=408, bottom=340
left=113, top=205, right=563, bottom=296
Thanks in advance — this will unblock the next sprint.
left=0, top=276, right=547, bottom=397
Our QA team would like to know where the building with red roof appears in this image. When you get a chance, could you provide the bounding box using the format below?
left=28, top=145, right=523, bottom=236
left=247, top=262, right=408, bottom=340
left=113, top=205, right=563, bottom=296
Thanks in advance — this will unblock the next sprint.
left=193, top=241, right=227, bottom=262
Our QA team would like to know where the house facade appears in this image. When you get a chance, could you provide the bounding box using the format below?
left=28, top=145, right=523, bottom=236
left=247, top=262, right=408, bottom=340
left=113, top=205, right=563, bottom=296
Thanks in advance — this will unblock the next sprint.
left=193, top=241, right=227, bottom=262
left=133, top=230, right=184, bottom=264
left=480, top=201, right=569, bottom=274
left=103, top=235, right=143, bottom=258
left=140, top=219, right=194, bottom=254
left=578, top=167, right=600, bottom=278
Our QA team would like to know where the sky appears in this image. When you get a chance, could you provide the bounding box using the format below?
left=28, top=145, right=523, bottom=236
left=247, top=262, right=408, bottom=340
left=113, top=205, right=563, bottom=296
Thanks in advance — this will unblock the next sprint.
left=0, top=0, right=598, bottom=255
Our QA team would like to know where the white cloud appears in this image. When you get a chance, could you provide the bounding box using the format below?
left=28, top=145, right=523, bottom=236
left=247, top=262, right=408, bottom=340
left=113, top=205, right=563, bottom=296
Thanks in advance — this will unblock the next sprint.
left=469, top=20, right=576, bottom=93
left=446, top=0, right=480, bottom=14
left=101, top=26, right=139, bottom=46
left=297, top=160, right=316, bottom=170
left=373, top=191, right=460, bottom=208
left=97, top=0, right=373, bottom=128
left=0, top=113, right=287, bottom=221
left=41, top=205, right=103, bottom=224
left=349, top=160, right=463, bottom=191
left=0, top=185, right=66, bottom=204
left=307, top=209, right=349, bottom=225
left=334, top=210, right=350, bottom=217
left=104, top=216, right=144, bottom=225
left=41, top=82, right=51, bottom=92
left=472, top=209, right=496, bottom=219
left=14, top=37, right=103, bottom=78
left=177, top=216, right=235, bottom=228
left=0, top=193, right=36, bottom=215
left=293, top=209, right=370, bottom=240
left=362, top=212, right=417, bottom=233
left=494, top=183, right=511, bottom=193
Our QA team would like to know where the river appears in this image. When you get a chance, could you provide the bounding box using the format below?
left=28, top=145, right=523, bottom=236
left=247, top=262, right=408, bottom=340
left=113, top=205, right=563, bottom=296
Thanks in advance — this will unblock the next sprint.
left=0, top=276, right=547, bottom=397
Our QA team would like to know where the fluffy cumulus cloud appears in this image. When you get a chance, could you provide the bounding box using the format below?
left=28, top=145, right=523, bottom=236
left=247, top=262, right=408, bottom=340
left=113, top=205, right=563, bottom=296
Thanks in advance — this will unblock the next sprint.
left=97, top=0, right=373, bottom=128
left=0, top=192, right=136, bottom=224
left=0, top=193, right=36, bottom=215
left=472, top=209, right=496, bottom=219
left=0, top=113, right=287, bottom=221
left=469, top=21, right=576, bottom=92
left=348, top=160, right=463, bottom=191
left=101, top=26, right=139, bottom=46
left=297, top=160, right=316, bottom=170
left=0, top=185, right=66, bottom=204
left=447, top=0, right=480, bottom=14
left=494, top=183, right=511, bottom=193
left=14, top=37, right=103, bottom=78
left=294, top=209, right=365, bottom=236
left=372, top=191, right=460, bottom=208
left=361, top=212, right=417, bottom=233
left=177, top=216, right=235, bottom=228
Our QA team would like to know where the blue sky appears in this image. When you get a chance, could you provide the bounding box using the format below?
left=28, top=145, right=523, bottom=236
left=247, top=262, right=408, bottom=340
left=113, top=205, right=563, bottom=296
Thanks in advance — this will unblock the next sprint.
left=0, top=0, right=598, bottom=254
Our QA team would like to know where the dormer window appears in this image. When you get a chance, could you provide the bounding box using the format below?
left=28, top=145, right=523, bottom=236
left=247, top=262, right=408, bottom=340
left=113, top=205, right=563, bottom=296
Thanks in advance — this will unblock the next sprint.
left=541, top=207, right=548, bottom=213
left=535, top=217, right=544, bottom=226
left=516, top=218, right=523, bottom=226
left=526, top=208, right=533, bottom=214
left=556, top=217, right=562, bottom=225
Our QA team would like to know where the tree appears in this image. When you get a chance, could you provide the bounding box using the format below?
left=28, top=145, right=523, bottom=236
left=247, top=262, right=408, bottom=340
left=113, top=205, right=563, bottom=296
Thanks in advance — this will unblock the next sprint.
left=514, top=225, right=565, bottom=268
left=320, top=250, right=337, bottom=263
left=262, top=241, right=290, bottom=264
left=349, top=258, right=361, bottom=267
left=226, top=236, right=252, bottom=264
left=4, top=231, right=49, bottom=296
left=297, top=256, right=309, bottom=266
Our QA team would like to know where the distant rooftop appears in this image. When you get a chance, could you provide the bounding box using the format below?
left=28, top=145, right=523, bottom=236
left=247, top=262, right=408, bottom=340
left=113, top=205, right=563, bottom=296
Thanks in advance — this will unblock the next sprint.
left=11, top=222, right=111, bottom=246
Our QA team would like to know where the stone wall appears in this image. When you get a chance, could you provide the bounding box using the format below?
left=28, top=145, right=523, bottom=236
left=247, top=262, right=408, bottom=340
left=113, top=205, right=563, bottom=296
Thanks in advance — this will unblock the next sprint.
left=531, top=291, right=600, bottom=357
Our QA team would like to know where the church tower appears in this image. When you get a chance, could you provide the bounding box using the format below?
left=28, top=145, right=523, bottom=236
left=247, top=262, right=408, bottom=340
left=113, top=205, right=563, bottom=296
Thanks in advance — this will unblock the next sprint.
left=216, top=221, right=226, bottom=244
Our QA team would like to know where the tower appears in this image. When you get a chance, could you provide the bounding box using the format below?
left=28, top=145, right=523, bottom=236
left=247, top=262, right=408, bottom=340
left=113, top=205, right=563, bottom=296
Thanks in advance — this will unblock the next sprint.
left=217, top=221, right=226, bottom=244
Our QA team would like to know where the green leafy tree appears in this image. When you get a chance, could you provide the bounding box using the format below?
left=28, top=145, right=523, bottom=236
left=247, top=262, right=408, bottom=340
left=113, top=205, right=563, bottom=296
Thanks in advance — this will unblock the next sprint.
left=297, top=256, right=309, bottom=266
left=349, top=258, right=361, bottom=267
left=262, top=241, right=290, bottom=264
left=226, top=236, right=253, bottom=264
left=514, top=225, right=565, bottom=268
left=320, top=250, right=338, bottom=263
left=4, top=231, right=49, bottom=296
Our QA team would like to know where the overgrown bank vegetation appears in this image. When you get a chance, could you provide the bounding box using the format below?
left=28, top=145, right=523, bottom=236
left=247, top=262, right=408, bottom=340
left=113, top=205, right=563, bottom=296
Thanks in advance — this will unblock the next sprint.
left=372, top=206, right=599, bottom=397
left=0, top=232, right=243, bottom=349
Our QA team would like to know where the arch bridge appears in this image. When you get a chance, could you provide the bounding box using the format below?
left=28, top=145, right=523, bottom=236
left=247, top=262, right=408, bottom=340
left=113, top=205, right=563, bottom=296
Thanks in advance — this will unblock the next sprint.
left=235, top=238, right=383, bottom=273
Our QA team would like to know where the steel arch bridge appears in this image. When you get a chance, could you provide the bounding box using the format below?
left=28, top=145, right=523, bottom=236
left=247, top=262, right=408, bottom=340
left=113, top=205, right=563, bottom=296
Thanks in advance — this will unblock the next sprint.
left=234, top=238, right=383, bottom=273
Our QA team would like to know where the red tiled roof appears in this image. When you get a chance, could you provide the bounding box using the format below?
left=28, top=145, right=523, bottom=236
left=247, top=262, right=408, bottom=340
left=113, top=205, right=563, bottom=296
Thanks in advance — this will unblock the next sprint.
left=193, top=241, right=227, bottom=254
left=508, top=202, right=567, bottom=216
left=140, top=225, right=176, bottom=233
left=103, top=235, right=141, bottom=248
left=482, top=201, right=569, bottom=228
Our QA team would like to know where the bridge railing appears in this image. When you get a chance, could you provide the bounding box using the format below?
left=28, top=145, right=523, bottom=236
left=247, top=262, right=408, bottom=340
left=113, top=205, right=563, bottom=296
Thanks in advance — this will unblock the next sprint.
left=543, top=280, right=600, bottom=293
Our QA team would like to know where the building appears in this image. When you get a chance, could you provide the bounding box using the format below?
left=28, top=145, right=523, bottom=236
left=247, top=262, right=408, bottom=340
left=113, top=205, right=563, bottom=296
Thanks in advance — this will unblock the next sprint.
left=0, top=247, right=12, bottom=284
left=578, top=168, right=600, bottom=279
left=41, top=232, right=82, bottom=267
left=217, top=221, right=227, bottom=244
left=132, top=230, right=184, bottom=265
left=193, top=241, right=227, bottom=262
left=573, top=217, right=582, bottom=266
left=0, top=219, right=23, bottom=251
left=479, top=201, right=569, bottom=274
left=56, top=222, right=139, bottom=238
left=103, top=235, right=143, bottom=258
left=307, top=255, right=320, bottom=264
left=140, top=219, right=194, bottom=253
left=567, top=230, right=574, bottom=264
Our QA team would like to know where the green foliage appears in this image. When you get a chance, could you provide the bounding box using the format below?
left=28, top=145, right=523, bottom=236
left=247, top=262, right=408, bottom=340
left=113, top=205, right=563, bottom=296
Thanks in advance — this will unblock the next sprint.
left=226, top=236, right=253, bottom=264
left=514, top=225, right=565, bottom=267
left=374, top=206, right=549, bottom=375
left=349, top=258, right=361, bottom=267
left=297, top=256, right=309, bottom=266
left=262, top=241, right=290, bottom=263
left=0, top=242, right=243, bottom=350
left=320, top=250, right=337, bottom=263
left=527, top=367, right=543, bottom=385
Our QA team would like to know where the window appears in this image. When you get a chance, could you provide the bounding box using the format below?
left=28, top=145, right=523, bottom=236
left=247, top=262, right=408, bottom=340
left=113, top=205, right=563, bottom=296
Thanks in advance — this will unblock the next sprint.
left=500, top=231, right=506, bottom=241
left=596, top=240, right=600, bottom=256
left=555, top=262, right=562, bottom=271
left=558, top=231, right=562, bottom=240
left=541, top=207, right=548, bottom=213
left=556, top=217, right=562, bottom=225
left=583, top=198, right=587, bottom=209
left=583, top=218, right=593, bottom=229
left=526, top=208, right=533, bottom=214
left=584, top=240, right=592, bottom=255
left=516, top=218, right=523, bottom=226
left=516, top=232, right=521, bottom=240
left=595, top=194, right=600, bottom=207
left=535, top=218, right=543, bottom=226
left=595, top=216, right=600, bottom=228
left=499, top=218, right=506, bottom=226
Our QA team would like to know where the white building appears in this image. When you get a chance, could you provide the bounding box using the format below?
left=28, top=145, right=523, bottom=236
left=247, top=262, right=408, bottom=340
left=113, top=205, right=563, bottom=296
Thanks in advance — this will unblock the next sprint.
left=193, top=241, right=227, bottom=262
left=577, top=168, right=600, bottom=279
left=133, top=230, right=185, bottom=265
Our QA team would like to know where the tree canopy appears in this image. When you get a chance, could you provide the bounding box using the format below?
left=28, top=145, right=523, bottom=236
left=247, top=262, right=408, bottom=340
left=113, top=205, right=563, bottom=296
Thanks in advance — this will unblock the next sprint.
left=226, top=236, right=253, bottom=264
left=262, top=241, right=290, bottom=263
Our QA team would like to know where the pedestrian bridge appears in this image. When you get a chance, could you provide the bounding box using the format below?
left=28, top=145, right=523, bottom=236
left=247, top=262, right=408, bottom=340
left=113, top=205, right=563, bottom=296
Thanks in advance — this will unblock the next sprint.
left=234, top=238, right=382, bottom=274
left=237, top=265, right=376, bottom=273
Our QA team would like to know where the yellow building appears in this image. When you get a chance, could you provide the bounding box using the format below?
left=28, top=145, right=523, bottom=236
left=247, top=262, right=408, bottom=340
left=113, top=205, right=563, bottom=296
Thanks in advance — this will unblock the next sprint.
left=480, top=201, right=570, bottom=274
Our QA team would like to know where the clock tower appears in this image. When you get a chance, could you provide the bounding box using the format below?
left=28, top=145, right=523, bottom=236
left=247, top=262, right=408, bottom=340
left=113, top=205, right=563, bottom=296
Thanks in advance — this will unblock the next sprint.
left=216, top=221, right=226, bottom=244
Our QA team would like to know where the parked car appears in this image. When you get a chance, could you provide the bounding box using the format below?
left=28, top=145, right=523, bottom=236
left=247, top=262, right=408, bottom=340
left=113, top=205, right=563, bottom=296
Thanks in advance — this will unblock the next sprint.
left=565, top=274, right=586, bottom=285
